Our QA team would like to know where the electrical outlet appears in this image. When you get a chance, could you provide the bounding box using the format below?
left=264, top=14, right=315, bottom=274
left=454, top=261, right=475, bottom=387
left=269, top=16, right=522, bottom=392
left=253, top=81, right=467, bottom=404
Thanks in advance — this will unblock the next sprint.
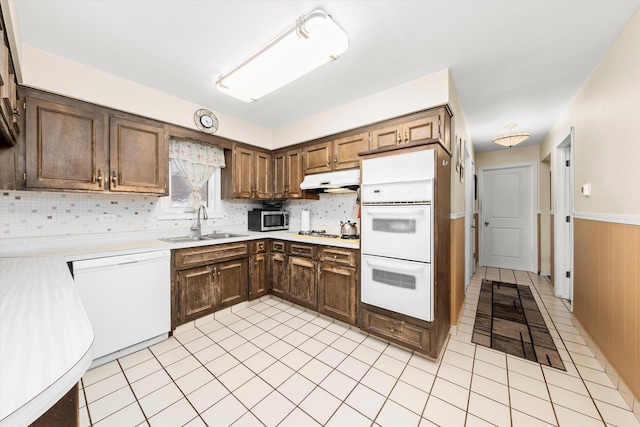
left=99, top=214, right=116, bottom=223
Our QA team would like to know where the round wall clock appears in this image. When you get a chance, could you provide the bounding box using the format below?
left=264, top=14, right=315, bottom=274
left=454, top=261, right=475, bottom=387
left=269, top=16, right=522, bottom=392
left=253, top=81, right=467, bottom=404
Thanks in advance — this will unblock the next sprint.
left=194, top=109, right=219, bottom=134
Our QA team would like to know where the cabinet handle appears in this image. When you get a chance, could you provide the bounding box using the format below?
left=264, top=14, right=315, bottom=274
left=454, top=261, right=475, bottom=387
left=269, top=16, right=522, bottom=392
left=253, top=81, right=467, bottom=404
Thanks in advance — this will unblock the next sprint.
left=397, top=133, right=402, bottom=144
left=334, top=156, right=337, bottom=163
left=388, top=326, right=397, bottom=333
left=404, top=131, right=409, bottom=143
left=326, top=161, right=330, bottom=166
left=111, top=171, right=118, bottom=187
left=96, top=170, right=103, bottom=187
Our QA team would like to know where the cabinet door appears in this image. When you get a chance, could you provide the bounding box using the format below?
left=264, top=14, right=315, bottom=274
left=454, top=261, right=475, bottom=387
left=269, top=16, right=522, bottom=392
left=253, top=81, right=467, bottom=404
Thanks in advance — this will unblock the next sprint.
left=333, top=132, right=368, bottom=170
left=216, top=258, right=249, bottom=308
left=233, top=146, right=254, bottom=198
left=402, top=115, right=439, bottom=144
left=318, top=263, right=357, bottom=325
left=25, top=97, right=107, bottom=191
left=254, top=151, right=272, bottom=199
left=370, top=125, right=402, bottom=150
left=288, top=256, right=317, bottom=310
left=269, top=252, right=289, bottom=299
left=286, top=148, right=303, bottom=198
left=109, top=117, right=168, bottom=194
left=178, top=265, right=215, bottom=324
left=250, top=253, right=268, bottom=300
left=303, top=141, right=331, bottom=175
left=272, top=152, right=286, bottom=199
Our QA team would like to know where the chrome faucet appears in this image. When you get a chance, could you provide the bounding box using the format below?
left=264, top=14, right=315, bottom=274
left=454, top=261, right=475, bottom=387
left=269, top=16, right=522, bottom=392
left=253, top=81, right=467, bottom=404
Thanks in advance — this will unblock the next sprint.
left=191, top=205, right=208, bottom=239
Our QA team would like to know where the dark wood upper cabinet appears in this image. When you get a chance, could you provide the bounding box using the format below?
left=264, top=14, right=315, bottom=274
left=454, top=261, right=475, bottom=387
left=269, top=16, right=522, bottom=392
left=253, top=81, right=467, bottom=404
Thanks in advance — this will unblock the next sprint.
left=109, top=116, right=168, bottom=195
left=25, top=97, right=107, bottom=191
left=333, top=132, right=368, bottom=170
left=273, top=148, right=304, bottom=199
left=370, top=113, right=443, bottom=150
left=20, top=89, right=169, bottom=195
left=222, top=144, right=272, bottom=200
left=303, top=141, right=332, bottom=175
left=303, top=132, right=368, bottom=175
left=0, top=16, right=20, bottom=147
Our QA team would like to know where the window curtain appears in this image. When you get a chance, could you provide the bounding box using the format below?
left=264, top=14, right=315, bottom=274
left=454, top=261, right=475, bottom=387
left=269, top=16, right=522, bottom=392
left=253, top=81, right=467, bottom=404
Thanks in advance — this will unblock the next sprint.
left=169, top=138, right=225, bottom=210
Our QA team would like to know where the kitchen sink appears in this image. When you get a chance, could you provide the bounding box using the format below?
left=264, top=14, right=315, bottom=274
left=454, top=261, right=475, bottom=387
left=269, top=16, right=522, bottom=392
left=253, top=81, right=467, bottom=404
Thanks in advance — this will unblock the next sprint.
left=159, top=233, right=247, bottom=243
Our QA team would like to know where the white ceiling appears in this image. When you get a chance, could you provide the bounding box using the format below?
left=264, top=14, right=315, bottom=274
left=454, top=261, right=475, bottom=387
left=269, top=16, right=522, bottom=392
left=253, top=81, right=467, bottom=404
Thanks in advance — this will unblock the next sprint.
left=13, top=0, right=640, bottom=152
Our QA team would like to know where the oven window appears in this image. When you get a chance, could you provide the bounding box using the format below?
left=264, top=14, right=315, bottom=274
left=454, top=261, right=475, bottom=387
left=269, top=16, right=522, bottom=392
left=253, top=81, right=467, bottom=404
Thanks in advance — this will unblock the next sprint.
left=372, top=269, right=417, bottom=290
left=372, top=218, right=416, bottom=233
left=264, top=214, right=284, bottom=227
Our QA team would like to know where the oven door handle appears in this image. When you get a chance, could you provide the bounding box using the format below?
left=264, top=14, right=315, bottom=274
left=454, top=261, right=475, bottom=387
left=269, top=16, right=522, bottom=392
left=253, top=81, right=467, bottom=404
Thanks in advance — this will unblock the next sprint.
left=365, top=257, right=426, bottom=273
left=363, top=209, right=426, bottom=218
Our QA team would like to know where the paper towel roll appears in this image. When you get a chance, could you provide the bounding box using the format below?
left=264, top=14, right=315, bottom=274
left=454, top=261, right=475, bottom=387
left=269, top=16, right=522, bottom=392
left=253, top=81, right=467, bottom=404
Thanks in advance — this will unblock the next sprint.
left=301, top=210, right=311, bottom=232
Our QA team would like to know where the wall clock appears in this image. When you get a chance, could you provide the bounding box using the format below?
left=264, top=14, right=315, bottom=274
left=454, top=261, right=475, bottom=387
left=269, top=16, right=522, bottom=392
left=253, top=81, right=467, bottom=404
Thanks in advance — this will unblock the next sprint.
left=194, top=109, right=219, bottom=134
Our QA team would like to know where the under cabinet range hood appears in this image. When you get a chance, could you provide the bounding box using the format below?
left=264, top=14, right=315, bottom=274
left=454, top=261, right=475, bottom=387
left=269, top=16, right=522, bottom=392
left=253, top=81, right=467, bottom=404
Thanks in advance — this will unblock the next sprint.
left=300, top=169, right=360, bottom=193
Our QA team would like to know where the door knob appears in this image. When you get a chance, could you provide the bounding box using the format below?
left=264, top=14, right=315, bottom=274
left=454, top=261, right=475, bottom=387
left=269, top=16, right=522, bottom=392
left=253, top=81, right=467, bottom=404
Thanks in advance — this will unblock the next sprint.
left=484, top=221, right=489, bottom=226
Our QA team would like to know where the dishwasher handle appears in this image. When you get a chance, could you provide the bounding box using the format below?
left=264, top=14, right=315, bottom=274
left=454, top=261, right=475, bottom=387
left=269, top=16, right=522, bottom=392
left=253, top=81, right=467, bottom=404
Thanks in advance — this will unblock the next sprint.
left=72, top=250, right=171, bottom=271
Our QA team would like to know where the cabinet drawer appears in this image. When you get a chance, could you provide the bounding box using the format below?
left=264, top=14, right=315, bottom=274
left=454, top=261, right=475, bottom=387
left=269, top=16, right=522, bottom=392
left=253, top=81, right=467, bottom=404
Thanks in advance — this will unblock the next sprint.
left=320, top=247, right=357, bottom=267
left=290, top=243, right=316, bottom=258
left=251, top=240, right=267, bottom=254
left=271, top=240, right=286, bottom=253
left=362, top=309, right=431, bottom=353
left=175, top=243, right=248, bottom=268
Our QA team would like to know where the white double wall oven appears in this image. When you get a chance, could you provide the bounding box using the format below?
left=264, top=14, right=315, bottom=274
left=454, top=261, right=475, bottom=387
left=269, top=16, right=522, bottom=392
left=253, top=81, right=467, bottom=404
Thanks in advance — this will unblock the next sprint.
left=360, top=150, right=435, bottom=322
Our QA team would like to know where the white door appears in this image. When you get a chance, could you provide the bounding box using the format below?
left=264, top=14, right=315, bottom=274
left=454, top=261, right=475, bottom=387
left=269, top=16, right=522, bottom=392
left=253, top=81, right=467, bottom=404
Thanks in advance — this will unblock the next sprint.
left=554, top=129, right=574, bottom=304
left=464, top=147, right=476, bottom=287
left=481, top=164, right=536, bottom=271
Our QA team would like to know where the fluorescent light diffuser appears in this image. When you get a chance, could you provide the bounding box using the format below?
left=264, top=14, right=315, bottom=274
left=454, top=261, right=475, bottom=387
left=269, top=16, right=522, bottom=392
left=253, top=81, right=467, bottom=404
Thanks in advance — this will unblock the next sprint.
left=216, top=10, right=349, bottom=102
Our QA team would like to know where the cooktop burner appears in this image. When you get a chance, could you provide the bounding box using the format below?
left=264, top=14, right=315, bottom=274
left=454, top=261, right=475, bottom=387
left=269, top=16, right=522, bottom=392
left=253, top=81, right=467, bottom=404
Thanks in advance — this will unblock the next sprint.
left=298, top=230, right=340, bottom=238
left=298, top=230, right=360, bottom=239
left=341, top=234, right=360, bottom=240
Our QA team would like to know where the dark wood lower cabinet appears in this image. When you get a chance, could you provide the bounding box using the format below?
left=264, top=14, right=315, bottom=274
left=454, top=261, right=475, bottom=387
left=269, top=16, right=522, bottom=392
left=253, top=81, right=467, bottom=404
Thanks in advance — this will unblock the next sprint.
left=288, top=256, right=317, bottom=310
left=172, top=243, right=249, bottom=329
left=178, top=265, right=215, bottom=323
left=318, top=263, right=357, bottom=325
left=250, top=252, right=268, bottom=300
left=361, top=308, right=431, bottom=353
left=269, top=251, right=289, bottom=299
left=218, top=258, right=248, bottom=308
left=30, top=383, right=79, bottom=427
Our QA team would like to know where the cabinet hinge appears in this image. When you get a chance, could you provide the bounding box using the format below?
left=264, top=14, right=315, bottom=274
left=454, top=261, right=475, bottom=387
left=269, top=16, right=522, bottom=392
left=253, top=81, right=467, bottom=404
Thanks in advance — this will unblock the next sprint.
left=566, top=271, right=571, bottom=279
left=565, top=160, right=570, bottom=167
left=566, top=216, right=570, bottom=223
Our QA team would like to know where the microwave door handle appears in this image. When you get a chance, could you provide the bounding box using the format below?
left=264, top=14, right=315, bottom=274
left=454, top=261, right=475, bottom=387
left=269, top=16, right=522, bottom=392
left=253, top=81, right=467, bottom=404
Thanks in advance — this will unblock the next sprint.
left=364, top=209, right=426, bottom=218
left=365, top=258, right=425, bottom=273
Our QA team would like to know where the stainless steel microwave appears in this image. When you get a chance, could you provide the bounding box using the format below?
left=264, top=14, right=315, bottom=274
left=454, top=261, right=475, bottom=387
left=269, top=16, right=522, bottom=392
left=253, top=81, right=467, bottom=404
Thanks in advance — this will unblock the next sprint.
left=248, top=210, right=289, bottom=231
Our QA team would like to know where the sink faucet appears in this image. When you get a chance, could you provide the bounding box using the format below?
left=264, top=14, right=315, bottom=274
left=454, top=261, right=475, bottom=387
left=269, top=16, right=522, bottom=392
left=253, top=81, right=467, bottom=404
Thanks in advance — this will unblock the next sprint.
left=191, top=205, right=208, bottom=239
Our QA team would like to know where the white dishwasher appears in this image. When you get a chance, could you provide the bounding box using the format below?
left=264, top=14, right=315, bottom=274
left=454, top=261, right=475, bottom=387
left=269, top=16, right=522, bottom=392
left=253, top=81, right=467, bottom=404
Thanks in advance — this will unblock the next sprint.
left=72, top=250, right=171, bottom=368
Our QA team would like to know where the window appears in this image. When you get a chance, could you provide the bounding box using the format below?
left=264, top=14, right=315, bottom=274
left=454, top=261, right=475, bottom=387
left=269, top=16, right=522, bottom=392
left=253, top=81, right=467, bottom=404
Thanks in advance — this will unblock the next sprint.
left=158, top=138, right=225, bottom=220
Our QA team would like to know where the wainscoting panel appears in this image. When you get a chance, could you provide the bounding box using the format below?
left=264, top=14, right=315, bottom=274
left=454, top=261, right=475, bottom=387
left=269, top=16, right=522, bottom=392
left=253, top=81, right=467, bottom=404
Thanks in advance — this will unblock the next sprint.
left=450, top=217, right=465, bottom=325
left=574, top=218, right=639, bottom=400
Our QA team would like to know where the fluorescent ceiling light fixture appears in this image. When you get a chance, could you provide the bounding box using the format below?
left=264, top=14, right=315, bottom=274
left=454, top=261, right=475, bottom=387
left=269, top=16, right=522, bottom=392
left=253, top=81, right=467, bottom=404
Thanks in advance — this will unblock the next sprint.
left=216, top=9, right=349, bottom=102
left=492, top=124, right=530, bottom=148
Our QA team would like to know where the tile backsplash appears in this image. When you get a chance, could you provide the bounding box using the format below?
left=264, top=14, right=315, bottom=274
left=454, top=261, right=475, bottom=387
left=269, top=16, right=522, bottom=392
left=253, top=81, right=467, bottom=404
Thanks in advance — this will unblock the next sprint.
left=0, top=190, right=359, bottom=238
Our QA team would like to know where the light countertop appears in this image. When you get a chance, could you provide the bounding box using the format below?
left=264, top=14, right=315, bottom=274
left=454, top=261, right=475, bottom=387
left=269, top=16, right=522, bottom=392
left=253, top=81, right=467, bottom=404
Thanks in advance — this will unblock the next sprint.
left=0, top=228, right=357, bottom=424
left=0, top=257, right=94, bottom=426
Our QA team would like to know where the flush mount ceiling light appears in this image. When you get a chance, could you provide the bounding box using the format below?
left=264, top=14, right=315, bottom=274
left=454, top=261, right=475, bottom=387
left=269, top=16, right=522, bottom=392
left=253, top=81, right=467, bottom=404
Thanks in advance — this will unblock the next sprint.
left=216, top=9, right=349, bottom=102
left=492, top=124, right=531, bottom=148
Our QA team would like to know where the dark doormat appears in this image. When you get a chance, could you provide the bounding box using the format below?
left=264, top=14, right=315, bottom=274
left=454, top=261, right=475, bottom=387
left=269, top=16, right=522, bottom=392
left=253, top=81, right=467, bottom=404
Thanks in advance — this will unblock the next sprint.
left=471, top=279, right=565, bottom=371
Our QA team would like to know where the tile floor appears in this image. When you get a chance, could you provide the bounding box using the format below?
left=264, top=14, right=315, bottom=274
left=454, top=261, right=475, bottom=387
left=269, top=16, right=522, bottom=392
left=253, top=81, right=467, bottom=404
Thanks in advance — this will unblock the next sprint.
left=79, top=268, right=640, bottom=427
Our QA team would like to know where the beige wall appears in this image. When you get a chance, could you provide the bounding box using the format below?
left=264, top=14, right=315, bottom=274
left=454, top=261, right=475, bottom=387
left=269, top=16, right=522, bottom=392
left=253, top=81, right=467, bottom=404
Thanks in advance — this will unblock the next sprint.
left=448, top=71, right=473, bottom=214
left=272, top=70, right=449, bottom=149
left=20, top=45, right=274, bottom=149
left=539, top=9, right=640, bottom=403
left=540, top=9, right=640, bottom=216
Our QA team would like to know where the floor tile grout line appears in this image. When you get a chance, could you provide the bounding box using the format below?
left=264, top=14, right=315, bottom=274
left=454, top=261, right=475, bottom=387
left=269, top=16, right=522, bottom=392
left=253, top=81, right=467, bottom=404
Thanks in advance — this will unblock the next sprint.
left=79, top=379, right=95, bottom=427
left=525, top=270, right=612, bottom=425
